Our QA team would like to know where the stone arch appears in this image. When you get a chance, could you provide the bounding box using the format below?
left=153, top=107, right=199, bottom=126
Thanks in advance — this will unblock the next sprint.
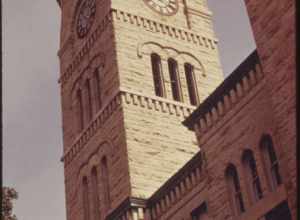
left=138, top=41, right=205, bottom=73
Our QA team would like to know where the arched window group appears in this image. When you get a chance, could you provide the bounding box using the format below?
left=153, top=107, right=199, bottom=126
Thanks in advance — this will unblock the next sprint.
left=81, top=156, right=110, bottom=220
left=150, top=53, right=199, bottom=106
left=225, top=135, right=282, bottom=216
left=75, top=68, right=102, bottom=134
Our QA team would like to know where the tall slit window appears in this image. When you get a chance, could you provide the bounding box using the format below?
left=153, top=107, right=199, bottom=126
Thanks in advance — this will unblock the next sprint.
left=77, top=89, right=84, bottom=132
left=94, top=69, right=102, bottom=110
left=242, top=150, right=263, bottom=202
left=260, top=135, right=282, bottom=191
left=85, top=79, right=93, bottom=122
left=225, top=164, right=245, bottom=216
left=168, top=58, right=182, bottom=102
left=151, top=53, right=164, bottom=97
left=82, top=177, right=90, bottom=220
left=91, top=167, right=100, bottom=220
left=184, top=63, right=199, bottom=106
left=101, top=157, right=110, bottom=210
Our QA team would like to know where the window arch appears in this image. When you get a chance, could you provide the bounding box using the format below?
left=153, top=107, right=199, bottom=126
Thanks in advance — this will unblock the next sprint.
left=225, top=164, right=245, bottom=216
left=91, top=167, right=100, bottom=220
left=260, top=135, right=282, bottom=191
left=101, top=157, right=110, bottom=211
left=184, top=63, right=199, bottom=106
left=151, top=53, right=165, bottom=97
left=242, top=150, right=263, bottom=202
left=168, top=58, right=182, bottom=102
left=82, top=176, right=90, bottom=220
left=76, top=89, right=84, bottom=132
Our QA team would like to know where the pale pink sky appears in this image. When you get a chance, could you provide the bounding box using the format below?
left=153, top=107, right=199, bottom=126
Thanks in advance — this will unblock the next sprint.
left=3, top=1, right=256, bottom=219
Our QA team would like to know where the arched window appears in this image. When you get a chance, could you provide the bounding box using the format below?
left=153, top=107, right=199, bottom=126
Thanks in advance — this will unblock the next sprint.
left=242, top=150, right=263, bottom=202
left=225, top=164, right=245, bottom=215
left=76, top=89, right=84, bottom=132
left=151, top=53, right=165, bottom=97
left=101, top=157, right=110, bottom=211
left=184, top=63, right=199, bottom=106
left=82, top=176, right=90, bottom=220
left=94, top=69, right=102, bottom=110
left=85, top=79, right=93, bottom=123
left=168, top=58, right=182, bottom=102
left=260, top=135, right=282, bottom=191
left=91, top=167, right=100, bottom=220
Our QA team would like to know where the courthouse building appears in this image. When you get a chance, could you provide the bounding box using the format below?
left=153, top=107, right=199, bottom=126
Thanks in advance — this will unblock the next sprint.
left=56, top=0, right=296, bottom=219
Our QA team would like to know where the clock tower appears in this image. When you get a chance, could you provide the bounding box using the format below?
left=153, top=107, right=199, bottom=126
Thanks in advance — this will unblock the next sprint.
left=57, top=0, right=223, bottom=219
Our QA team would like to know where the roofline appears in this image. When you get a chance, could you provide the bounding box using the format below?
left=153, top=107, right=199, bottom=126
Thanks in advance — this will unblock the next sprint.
left=182, top=50, right=260, bottom=130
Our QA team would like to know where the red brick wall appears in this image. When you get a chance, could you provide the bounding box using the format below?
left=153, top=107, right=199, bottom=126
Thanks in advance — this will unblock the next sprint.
left=244, top=0, right=296, bottom=218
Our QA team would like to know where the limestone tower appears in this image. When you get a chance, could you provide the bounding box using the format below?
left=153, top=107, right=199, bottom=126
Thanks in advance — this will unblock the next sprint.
left=56, top=0, right=223, bottom=219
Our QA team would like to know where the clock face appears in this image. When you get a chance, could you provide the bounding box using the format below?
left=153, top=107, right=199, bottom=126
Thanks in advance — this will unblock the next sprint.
left=76, top=0, right=96, bottom=38
left=143, top=0, right=179, bottom=16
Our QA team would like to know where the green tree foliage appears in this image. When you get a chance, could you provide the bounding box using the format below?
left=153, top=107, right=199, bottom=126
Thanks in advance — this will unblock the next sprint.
left=2, top=187, right=18, bottom=220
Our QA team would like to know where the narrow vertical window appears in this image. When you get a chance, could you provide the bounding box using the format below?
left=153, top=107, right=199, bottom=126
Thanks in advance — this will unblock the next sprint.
left=260, top=135, right=282, bottom=191
left=94, top=69, right=102, bottom=110
left=91, top=167, right=100, bottom=220
left=82, top=177, right=90, bottom=220
left=242, top=150, right=263, bottom=202
left=151, top=53, right=164, bottom=97
left=184, top=63, right=199, bottom=106
left=85, top=79, right=93, bottom=122
left=225, top=164, right=245, bottom=216
left=101, top=157, right=110, bottom=210
left=77, top=89, right=84, bottom=132
left=168, top=58, right=182, bottom=102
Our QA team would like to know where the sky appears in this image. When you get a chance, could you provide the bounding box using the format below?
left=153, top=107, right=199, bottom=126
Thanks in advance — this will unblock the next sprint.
left=3, top=1, right=256, bottom=220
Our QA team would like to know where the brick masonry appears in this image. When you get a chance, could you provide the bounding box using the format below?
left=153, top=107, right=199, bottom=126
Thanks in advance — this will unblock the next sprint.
left=56, top=0, right=296, bottom=220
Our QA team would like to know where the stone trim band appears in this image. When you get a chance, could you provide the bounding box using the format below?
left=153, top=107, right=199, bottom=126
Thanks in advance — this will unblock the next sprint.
left=61, top=89, right=196, bottom=166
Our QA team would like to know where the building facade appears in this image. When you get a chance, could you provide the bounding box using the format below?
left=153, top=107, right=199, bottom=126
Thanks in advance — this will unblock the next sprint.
left=56, top=0, right=296, bottom=220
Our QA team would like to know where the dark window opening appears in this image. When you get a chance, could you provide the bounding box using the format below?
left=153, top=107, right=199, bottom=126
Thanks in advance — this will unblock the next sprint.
left=82, top=177, right=90, bottom=220
left=264, top=201, right=292, bottom=220
left=101, top=157, right=110, bottom=210
left=94, top=69, right=102, bottom=110
left=85, top=79, right=93, bottom=122
left=151, top=53, right=164, bottom=97
left=168, top=58, right=182, bottom=102
left=77, top=89, right=84, bottom=132
left=191, top=202, right=210, bottom=220
left=242, top=150, right=263, bottom=201
left=226, top=164, right=245, bottom=215
left=260, top=135, right=282, bottom=190
left=185, top=63, right=199, bottom=106
left=91, top=167, right=100, bottom=220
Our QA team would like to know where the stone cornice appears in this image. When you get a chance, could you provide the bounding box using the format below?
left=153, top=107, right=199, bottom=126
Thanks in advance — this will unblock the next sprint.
left=147, top=151, right=205, bottom=219
left=106, top=197, right=147, bottom=220
left=58, top=8, right=218, bottom=88
left=111, top=8, right=218, bottom=50
left=120, top=87, right=196, bottom=118
left=62, top=89, right=196, bottom=166
left=61, top=88, right=121, bottom=166
left=183, top=50, right=264, bottom=135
